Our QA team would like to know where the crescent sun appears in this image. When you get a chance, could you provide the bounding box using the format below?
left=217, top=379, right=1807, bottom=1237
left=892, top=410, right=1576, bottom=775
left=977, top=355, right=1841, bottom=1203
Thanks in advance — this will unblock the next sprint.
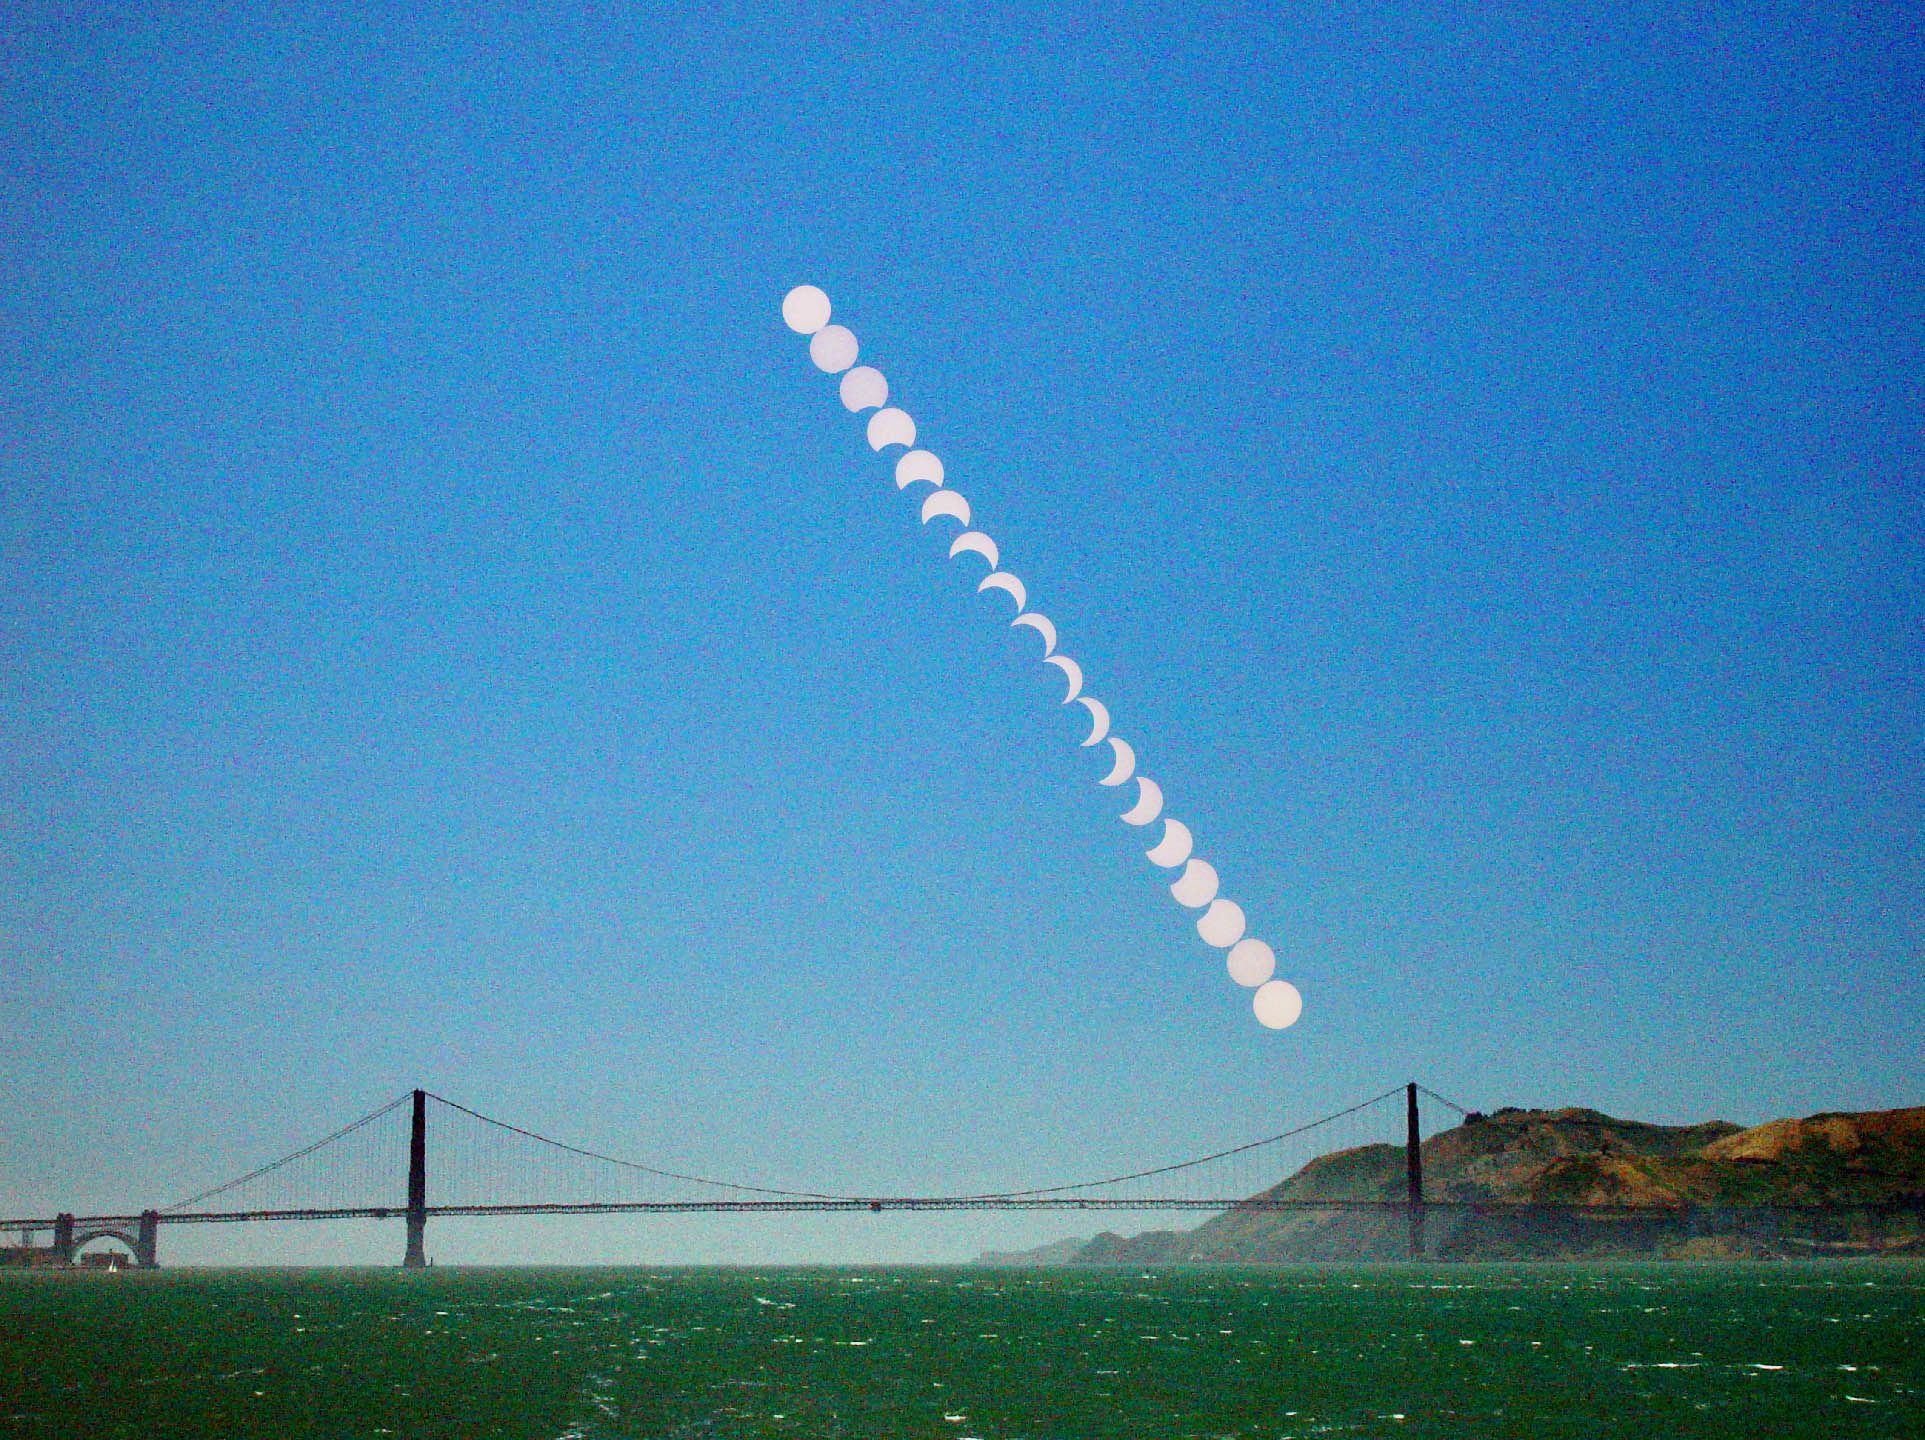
left=1044, top=654, right=1083, bottom=703
left=1098, top=737, right=1136, bottom=787
left=1076, top=696, right=1110, bottom=747
left=867, top=407, right=916, bottom=451
left=1145, top=818, right=1193, bottom=868
left=896, top=450, right=944, bottom=489
left=921, top=490, right=971, bottom=526
left=1197, top=898, right=1247, bottom=948
left=949, top=531, right=999, bottom=569
left=1120, top=776, right=1163, bottom=826
left=840, top=366, right=888, bottom=413
left=979, top=571, right=1027, bottom=613
left=1011, top=612, right=1056, bottom=655
left=1170, top=858, right=1220, bottom=909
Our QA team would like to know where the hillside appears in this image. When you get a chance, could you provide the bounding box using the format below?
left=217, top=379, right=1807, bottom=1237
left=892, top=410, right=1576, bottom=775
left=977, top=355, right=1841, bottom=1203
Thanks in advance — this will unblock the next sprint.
left=1001, top=1104, right=1925, bottom=1264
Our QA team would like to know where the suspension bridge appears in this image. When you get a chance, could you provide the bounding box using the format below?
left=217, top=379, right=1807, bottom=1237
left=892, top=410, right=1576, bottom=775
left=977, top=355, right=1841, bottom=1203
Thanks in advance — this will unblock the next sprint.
left=4, top=1083, right=1462, bottom=1266
left=6, top=1085, right=1909, bottom=1267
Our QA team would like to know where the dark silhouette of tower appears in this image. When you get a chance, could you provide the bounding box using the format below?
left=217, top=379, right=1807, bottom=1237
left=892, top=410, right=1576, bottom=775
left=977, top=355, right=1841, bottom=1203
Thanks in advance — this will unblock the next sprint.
left=403, top=1089, right=427, bottom=1268
left=1405, top=1083, right=1425, bottom=1258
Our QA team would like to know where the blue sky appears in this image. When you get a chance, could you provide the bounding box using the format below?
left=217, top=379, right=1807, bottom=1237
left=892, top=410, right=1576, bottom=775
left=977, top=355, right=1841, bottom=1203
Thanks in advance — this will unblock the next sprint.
left=3, top=3, right=1920, bottom=1262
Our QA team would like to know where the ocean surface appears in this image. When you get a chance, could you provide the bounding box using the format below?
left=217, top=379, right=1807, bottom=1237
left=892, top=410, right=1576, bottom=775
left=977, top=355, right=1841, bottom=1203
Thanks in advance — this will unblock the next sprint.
left=3, top=1262, right=1921, bottom=1439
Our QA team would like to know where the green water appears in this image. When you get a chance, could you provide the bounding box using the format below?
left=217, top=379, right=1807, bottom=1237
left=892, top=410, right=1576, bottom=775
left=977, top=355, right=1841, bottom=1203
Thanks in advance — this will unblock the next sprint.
left=3, top=1264, right=1921, bottom=1439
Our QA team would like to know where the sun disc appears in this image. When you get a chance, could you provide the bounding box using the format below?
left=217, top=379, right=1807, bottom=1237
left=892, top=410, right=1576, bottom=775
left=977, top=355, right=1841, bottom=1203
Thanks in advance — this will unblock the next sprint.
left=1196, top=898, right=1246, bottom=948
left=839, top=367, right=888, bottom=412
left=1144, top=818, right=1192, bottom=868
left=867, top=408, right=916, bottom=451
left=809, top=324, right=859, bottom=373
left=1226, top=938, right=1275, bottom=988
left=782, top=285, right=831, bottom=334
left=896, top=450, right=945, bottom=489
left=1170, top=858, right=1219, bottom=908
left=949, top=531, right=999, bottom=569
left=1252, top=979, right=1304, bottom=1030
left=921, top=490, right=971, bottom=526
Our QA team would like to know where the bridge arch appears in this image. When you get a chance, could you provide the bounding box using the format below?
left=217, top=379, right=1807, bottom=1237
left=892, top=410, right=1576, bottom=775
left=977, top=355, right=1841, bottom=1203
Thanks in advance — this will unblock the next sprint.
left=55, top=1211, right=158, bottom=1268
left=72, top=1229, right=140, bottom=1266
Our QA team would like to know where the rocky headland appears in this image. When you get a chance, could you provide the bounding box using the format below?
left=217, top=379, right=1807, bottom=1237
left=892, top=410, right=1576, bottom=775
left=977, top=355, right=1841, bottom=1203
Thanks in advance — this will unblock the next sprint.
left=979, top=1103, right=1925, bottom=1264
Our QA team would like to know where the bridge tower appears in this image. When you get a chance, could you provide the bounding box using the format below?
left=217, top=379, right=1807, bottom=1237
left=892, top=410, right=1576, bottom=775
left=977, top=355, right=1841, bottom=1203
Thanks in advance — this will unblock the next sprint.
left=403, top=1088, right=428, bottom=1268
left=135, top=1210, right=159, bottom=1269
left=52, top=1213, right=74, bottom=1266
left=1405, top=1083, right=1425, bottom=1258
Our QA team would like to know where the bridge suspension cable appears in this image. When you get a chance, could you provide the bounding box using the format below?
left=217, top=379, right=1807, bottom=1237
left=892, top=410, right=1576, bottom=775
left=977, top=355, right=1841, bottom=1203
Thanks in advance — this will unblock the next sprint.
left=1414, top=1085, right=1472, bottom=1118
left=421, top=1084, right=1415, bottom=1206
left=163, top=1092, right=412, bottom=1213
left=424, top=1092, right=855, bottom=1202
left=957, top=1085, right=1411, bottom=1199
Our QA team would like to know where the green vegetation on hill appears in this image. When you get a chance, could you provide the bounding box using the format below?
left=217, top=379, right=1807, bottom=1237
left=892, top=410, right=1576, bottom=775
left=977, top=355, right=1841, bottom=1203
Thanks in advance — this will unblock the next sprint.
left=989, top=1104, right=1925, bottom=1264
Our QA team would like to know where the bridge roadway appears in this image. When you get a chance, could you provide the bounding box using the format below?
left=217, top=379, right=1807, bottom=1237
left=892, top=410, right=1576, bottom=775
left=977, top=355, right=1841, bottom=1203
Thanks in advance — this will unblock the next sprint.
left=10, top=1196, right=1915, bottom=1228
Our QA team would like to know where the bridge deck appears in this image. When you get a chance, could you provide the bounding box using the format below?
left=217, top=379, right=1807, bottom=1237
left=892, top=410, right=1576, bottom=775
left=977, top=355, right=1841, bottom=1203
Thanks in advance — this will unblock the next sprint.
left=9, top=1196, right=1921, bottom=1228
